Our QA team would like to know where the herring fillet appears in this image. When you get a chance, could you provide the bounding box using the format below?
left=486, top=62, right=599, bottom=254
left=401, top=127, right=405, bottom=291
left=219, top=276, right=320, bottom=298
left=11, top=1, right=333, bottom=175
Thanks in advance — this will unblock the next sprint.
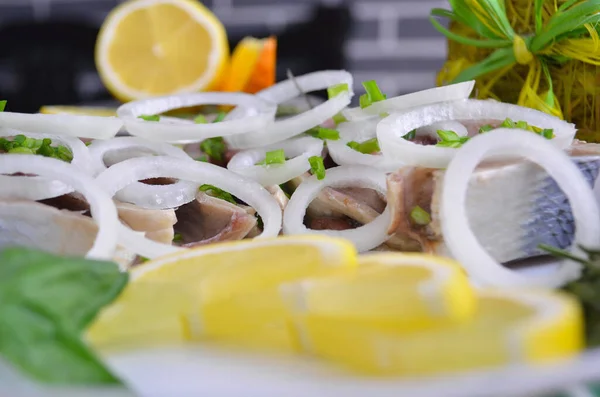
left=431, top=156, right=600, bottom=263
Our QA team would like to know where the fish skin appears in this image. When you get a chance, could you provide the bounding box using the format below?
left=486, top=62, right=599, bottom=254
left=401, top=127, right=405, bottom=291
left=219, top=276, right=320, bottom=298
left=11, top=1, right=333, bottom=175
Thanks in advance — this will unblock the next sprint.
left=519, top=156, right=600, bottom=258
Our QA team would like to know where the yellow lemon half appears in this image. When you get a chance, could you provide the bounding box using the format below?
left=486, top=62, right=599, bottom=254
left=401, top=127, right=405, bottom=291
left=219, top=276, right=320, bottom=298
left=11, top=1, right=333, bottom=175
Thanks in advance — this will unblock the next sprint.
left=95, top=0, right=229, bottom=102
left=86, top=236, right=357, bottom=350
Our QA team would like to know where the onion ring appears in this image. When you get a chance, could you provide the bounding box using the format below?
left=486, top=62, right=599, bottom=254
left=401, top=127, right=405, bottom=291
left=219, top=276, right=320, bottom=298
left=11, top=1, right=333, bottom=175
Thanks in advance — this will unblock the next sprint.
left=95, top=156, right=283, bottom=258
left=343, top=80, right=475, bottom=121
left=377, top=99, right=577, bottom=168
left=0, top=112, right=122, bottom=140
left=225, top=70, right=354, bottom=149
left=283, top=165, right=391, bottom=252
left=0, top=155, right=119, bottom=260
left=227, top=136, right=324, bottom=186
left=89, top=137, right=199, bottom=209
left=327, top=137, right=401, bottom=172
left=441, top=128, right=600, bottom=288
left=117, top=92, right=276, bottom=143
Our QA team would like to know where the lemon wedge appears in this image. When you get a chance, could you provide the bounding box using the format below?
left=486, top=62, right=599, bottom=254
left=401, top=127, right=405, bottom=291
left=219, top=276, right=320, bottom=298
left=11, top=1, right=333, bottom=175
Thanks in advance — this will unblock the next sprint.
left=95, top=0, right=229, bottom=102
left=86, top=236, right=357, bottom=350
left=220, top=36, right=277, bottom=94
left=291, top=267, right=582, bottom=376
left=39, top=105, right=117, bottom=117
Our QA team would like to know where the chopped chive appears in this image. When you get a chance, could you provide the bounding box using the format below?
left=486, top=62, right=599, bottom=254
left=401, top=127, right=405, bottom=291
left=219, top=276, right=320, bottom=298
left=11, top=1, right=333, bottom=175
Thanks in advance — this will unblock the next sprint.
left=541, top=128, right=554, bottom=139
left=199, top=184, right=237, bottom=204
left=172, top=233, right=183, bottom=243
left=332, top=112, right=347, bottom=125
left=500, top=117, right=516, bottom=128
left=436, top=129, right=461, bottom=142
left=516, top=120, right=529, bottom=130
left=402, top=129, right=417, bottom=140
left=362, top=80, right=386, bottom=103
left=257, top=149, right=286, bottom=166
left=139, top=256, right=150, bottom=263
left=359, top=94, right=371, bottom=109
left=346, top=137, right=380, bottom=154
left=194, top=114, right=208, bottom=124
left=410, top=206, right=431, bottom=225
left=327, top=83, right=349, bottom=99
left=213, top=112, right=226, bottom=123
left=379, top=112, right=390, bottom=118
left=138, top=114, right=160, bottom=122
left=8, top=147, right=35, bottom=154
left=479, top=124, right=493, bottom=133
left=13, top=135, right=26, bottom=145
left=199, top=137, right=226, bottom=162
left=0, top=100, right=6, bottom=112
left=195, top=155, right=208, bottom=162
left=307, top=127, right=340, bottom=141
left=436, top=129, right=470, bottom=148
left=308, top=156, right=326, bottom=180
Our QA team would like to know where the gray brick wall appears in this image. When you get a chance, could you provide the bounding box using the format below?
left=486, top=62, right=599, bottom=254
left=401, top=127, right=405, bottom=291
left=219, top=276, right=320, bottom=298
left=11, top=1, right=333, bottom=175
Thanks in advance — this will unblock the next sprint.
left=0, top=0, right=449, bottom=99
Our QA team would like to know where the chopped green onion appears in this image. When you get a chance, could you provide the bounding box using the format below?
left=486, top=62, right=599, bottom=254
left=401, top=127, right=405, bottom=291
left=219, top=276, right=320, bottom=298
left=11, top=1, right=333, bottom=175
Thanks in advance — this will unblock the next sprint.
left=500, top=118, right=516, bottom=128
left=379, top=112, right=390, bottom=118
left=199, top=137, right=226, bottom=162
left=346, top=137, right=380, bottom=154
left=172, top=233, right=183, bottom=243
left=435, top=130, right=470, bottom=148
left=410, top=206, right=431, bottom=225
left=308, top=156, right=326, bottom=180
left=85, top=141, right=92, bottom=146
left=402, top=129, right=417, bottom=140
left=327, top=83, right=349, bottom=99
left=362, top=80, right=386, bottom=103
left=516, top=120, right=528, bottom=130
left=8, top=147, right=35, bottom=155
left=199, top=184, right=237, bottom=204
left=139, top=256, right=150, bottom=263
left=332, top=112, right=347, bottom=125
left=256, top=149, right=286, bottom=166
left=479, top=124, right=493, bottom=133
left=306, top=127, right=340, bottom=141
left=359, top=94, right=371, bottom=109
left=0, top=100, right=6, bottom=112
left=541, top=128, right=554, bottom=139
left=193, top=114, right=208, bottom=124
left=1, top=135, right=73, bottom=162
left=138, top=114, right=160, bottom=122
left=195, top=155, right=208, bottom=162
left=213, top=112, right=226, bottom=123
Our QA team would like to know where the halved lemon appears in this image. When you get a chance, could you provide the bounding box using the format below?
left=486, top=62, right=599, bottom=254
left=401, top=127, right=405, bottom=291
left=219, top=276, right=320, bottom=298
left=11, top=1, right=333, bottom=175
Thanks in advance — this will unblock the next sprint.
left=86, top=236, right=357, bottom=350
left=292, top=271, right=582, bottom=375
left=95, top=0, right=229, bottom=102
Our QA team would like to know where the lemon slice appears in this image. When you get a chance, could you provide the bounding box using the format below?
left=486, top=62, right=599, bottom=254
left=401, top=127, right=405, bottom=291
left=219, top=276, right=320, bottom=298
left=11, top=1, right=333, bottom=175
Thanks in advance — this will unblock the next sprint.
left=95, top=0, right=229, bottom=102
left=39, top=106, right=117, bottom=117
left=293, top=283, right=582, bottom=375
left=86, top=236, right=357, bottom=350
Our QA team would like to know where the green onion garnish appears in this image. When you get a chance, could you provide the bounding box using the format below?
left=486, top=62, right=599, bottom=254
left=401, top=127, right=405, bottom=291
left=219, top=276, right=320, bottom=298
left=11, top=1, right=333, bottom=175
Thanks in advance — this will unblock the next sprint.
left=332, top=112, right=347, bottom=125
left=435, top=130, right=470, bottom=148
left=194, top=114, right=208, bottom=124
left=0, top=135, right=73, bottom=162
left=410, top=206, right=431, bottom=225
left=362, top=80, right=386, bottom=103
left=213, top=112, right=226, bottom=123
left=172, top=233, right=183, bottom=243
left=307, top=127, right=340, bottom=141
left=138, top=114, right=160, bottom=122
left=402, top=129, right=417, bottom=140
left=479, top=124, right=493, bottom=133
left=500, top=118, right=516, bottom=128
left=0, top=100, right=6, bottom=112
left=196, top=155, right=208, bottom=162
left=199, top=184, right=237, bottom=204
left=541, top=128, right=554, bottom=139
left=199, top=137, right=226, bottom=162
left=359, top=94, right=371, bottom=109
left=516, top=120, right=528, bottom=130
left=327, top=83, right=349, bottom=99
left=346, top=137, right=380, bottom=154
left=308, top=156, right=326, bottom=180
left=256, top=149, right=286, bottom=166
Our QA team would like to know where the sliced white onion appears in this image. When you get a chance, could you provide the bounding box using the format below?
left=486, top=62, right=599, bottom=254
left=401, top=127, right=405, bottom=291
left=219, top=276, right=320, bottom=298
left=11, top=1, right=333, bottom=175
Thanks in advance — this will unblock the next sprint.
left=89, top=136, right=199, bottom=209
left=343, top=80, right=475, bottom=121
left=225, top=70, right=354, bottom=149
left=416, top=120, right=468, bottom=139
left=117, top=92, right=276, bottom=143
left=283, top=165, right=391, bottom=252
left=336, top=117, right=381, bottom=141
left=377, top=99, right=577, bottom=168
left=0, top=112, right=122, bottom=140
left=327, top=137, right=401, bottom=172
left=0, top=175, right=73, bottom=201
left=227, top=136, right=324, bottom=186
left=95, top=156, right=283, bottom=258
left=0, top=155, right=118, bottom=260
left=441, top=128, right=600, bottom=288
